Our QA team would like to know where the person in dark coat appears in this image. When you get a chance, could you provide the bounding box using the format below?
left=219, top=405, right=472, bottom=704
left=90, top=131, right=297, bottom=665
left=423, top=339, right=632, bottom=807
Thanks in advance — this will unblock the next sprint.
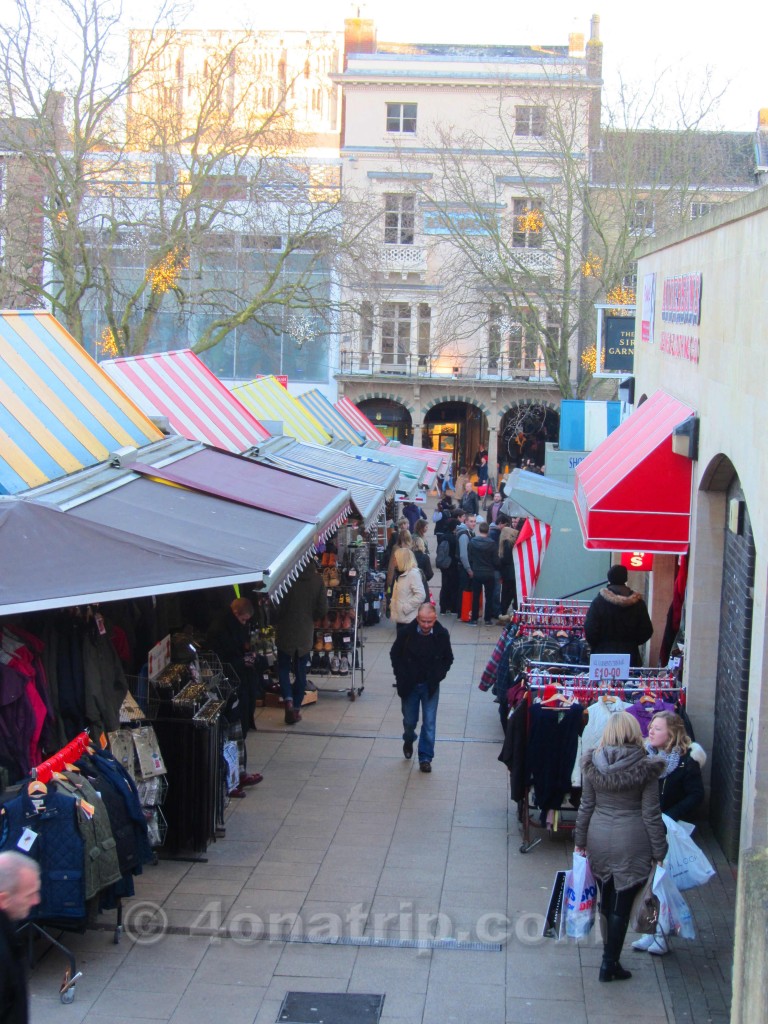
left=437, top=519, right=459, bottom=615
left=0, top=852, right=41, bottom=1024
left=402, top=502, right=427, bottom=533
left=274, top=559, right=328, bottom=724
left=459, top=481, right=479, bottom=516
left=632, top=710, right=706, bottom=956
left=390, top=604, right=454, bottom=772
left=574, top=712, right=668, bottom=983
left=468, top=521, right=500, bottom=623
left=584, top=564, right=654, bottom=666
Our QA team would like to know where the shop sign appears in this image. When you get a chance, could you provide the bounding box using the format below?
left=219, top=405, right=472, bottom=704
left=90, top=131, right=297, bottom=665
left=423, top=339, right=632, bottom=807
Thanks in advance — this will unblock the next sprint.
left=641, top=273, right=656, bottom=344
left=275, top=375, right=288, bottom=388
left=661, top=273, right=702, bottom=325
left=621, top=551, right=654, bottom=571
left=603, top=316, right=635, bottom=372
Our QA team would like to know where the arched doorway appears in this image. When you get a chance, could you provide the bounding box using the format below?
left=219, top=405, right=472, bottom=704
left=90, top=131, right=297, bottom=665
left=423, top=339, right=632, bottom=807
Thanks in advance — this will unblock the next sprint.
left=700, top=460, right=755, bottom=862
left=423, top=401, right=488, bottom=474
left=499, top=402, right=560, bottom=472
left=357, top=398, right=412, bottom=443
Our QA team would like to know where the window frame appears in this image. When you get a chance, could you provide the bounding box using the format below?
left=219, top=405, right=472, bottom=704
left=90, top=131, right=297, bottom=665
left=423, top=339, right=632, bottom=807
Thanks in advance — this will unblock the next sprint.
left=514, top=105, right=546, bottom=138
left=384, top=193, right=416, bottom=246
left=386, top=102, right=418, bottom=134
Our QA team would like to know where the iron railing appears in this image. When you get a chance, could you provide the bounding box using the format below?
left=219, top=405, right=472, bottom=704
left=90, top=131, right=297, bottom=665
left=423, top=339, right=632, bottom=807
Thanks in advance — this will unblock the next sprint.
left=337, top=349, right=554, bottom=382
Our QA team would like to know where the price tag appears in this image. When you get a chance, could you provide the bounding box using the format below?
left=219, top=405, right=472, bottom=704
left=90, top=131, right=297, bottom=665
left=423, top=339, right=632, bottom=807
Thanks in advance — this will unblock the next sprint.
left=343, top=635, right=351, bottom=645
left=94, top=612, right=107, bottom=635
left=589, top=654, right=631, bottom=682
left=326, top=589, right=333, bottom=598
left=373, top=600, right=380, bottom=609
left=17, top=828, right=38, bottom=852
left=348, top=569, right=357, bottom=578
left=324, top=634, right=332, bottom=644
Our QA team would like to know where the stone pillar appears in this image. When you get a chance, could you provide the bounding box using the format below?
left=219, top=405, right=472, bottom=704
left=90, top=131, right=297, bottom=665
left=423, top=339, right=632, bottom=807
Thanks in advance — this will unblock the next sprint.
left=487, top=390, right=499, bottom=484
left=731, top=847, right=768, bottom=1024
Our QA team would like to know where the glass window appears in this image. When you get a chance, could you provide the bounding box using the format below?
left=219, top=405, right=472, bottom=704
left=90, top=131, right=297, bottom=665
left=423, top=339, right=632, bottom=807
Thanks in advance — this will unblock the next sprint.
left=386, top=102, right=417, bottom=134
left=384, top=193, right=415, bottom=245
left=381, top=302, right=411, bottom=366
left=515, top=105, right=546, bottom=137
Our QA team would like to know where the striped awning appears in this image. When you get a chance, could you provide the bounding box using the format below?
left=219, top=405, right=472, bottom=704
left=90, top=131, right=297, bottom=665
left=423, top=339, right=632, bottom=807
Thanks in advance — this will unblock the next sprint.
left=376, top=442, right=438, bottom=488
left=350, top=445, right=427, bottom=501
left=233, top=376, right=331, bottom=444
left=101, top=350, right=270, bottom=452
left=296, top=388, right=365, bottom=444
left=0, top=311, right=162, bottom=495
left=335, top=396, right=388, bottom=443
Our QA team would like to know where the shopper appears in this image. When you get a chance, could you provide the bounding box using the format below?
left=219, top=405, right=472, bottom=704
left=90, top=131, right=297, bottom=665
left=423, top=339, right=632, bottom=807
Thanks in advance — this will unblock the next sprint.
left=488, top=490, right=504, bottom=524
left=632, top=710, right=706, bottom=956
left=0, top=851, right=41, bottom=1024
left=468, top=520, right=500, bottom=624
left=454, top=513, right=476, bottom=613
left=412, top=535, right=434, bottom=587
left=498, top=518, right=521, bottom=613
left=574, top=712, right=667, bottom=982
left=436, top=518, right=459, bottom=615
left=390, top=602, right=454, bottom=773
left=390, top=548, right=428, bottom=635
left=402, top=501, right=427, bottom=534
left=206, top=597, right=263, bottom=790
left=584, top=564, right=654, bottom=666
left=459, top=480, right=479, bottom=516
left=385, top=526, right=413, bottom=612
left=274, top=559, right=328, bottom=724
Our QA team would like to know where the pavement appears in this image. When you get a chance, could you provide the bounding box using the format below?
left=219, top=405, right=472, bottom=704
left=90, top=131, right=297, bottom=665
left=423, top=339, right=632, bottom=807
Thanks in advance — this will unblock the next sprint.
left=27, top=508, right=736, bottom=1024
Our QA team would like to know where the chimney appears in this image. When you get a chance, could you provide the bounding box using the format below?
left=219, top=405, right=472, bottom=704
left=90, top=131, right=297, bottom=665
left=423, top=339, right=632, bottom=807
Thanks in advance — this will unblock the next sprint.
left=569, top=33, right=585, bottom=58
left=586, top=14, right=603, bottom=150
left=344, top=16, right=376, bottom=64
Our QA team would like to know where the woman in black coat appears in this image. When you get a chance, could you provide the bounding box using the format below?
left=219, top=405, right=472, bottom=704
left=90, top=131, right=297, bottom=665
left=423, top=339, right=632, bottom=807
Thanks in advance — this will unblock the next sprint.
left=584, top=564, right=653, bottom=666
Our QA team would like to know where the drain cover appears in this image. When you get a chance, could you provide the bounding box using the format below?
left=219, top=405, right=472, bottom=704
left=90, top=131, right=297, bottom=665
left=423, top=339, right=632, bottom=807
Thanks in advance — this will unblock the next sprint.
left=277, top=992, right=384, bottom=1024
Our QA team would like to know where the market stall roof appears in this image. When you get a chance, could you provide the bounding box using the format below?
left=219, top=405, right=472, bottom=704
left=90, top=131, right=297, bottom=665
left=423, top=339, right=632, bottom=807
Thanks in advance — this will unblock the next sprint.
left=350, top=444, right=427, bottom=501
left=0, top=310, right=163, bottom=495
left=574, top=390, right=695, bottom=554
left=100, top=349, right=270, bottom=451
left=253, top=437, right=397, bottom=528
left=334, top=396, right=388, bottom=443
left=370, top=441, right=440, bottom=488
left=125, top=445, right=351, bottom=541
left=395, top=441, right=451, bottom=477
left=296, top=388, right=366, bottom=445
left=0, top=497, right=269, bottom=616
left=232, top=376, right=332, bottom=444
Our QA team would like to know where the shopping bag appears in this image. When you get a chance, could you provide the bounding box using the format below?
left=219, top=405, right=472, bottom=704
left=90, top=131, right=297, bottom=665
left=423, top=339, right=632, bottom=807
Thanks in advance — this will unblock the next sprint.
left=542, top=869, right=567, bottom=939
left=630, top=873, right=660, bottom=934
left=651, top=864, right=696, bottom=939
left=563, top=853, right=597, bottom=940
left=460, top=589, right=479, bottom=622
left=662, top=814, right=716, bottom=890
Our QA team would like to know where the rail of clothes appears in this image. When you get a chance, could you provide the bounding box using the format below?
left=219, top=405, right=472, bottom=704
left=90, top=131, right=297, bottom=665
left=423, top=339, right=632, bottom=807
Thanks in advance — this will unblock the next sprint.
left=0, top=732, right=153, bottom=924
left=498, top=672, right=690, bottom=826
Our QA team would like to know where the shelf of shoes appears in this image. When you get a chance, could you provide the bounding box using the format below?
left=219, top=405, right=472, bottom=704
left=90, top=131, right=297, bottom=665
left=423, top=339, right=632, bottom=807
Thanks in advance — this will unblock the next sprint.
left=311, top=558, right=363, bottom=678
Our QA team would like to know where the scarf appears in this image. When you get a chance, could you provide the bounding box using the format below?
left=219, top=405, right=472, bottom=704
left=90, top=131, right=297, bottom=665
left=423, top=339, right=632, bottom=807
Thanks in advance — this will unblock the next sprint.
left=646, top=741, right=681, bottom=778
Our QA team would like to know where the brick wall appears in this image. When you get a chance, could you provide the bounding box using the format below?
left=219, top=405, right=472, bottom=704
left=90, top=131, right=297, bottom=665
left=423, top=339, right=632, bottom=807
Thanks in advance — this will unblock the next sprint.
left=709, top=481, right=754, bottom=862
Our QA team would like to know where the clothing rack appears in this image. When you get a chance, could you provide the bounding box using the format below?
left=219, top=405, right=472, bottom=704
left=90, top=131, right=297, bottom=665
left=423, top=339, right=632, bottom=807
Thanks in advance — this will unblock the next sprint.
left=31, top=730, right=92, bottom=784
left=513, top=666, right=686, bottom=854
left=511, top=599, right=591, bottom=636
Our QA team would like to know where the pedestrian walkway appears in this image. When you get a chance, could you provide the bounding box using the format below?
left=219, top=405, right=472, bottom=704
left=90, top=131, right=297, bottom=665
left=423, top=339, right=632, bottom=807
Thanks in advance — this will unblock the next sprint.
left=27, top=523, right=735, bottom=1024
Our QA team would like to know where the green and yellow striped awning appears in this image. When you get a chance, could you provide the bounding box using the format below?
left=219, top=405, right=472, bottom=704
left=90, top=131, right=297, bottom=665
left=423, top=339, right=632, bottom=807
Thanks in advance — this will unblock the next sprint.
left=0, top=311, right=163, bottom=495
left=232, top=376, right=332, bottom=445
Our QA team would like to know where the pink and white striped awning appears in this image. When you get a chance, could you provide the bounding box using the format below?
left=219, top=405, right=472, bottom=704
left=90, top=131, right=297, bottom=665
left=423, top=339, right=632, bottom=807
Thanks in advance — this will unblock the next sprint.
left=334, top=396, right=387, bottom=444
left=101, top=350, right=270, bottom=452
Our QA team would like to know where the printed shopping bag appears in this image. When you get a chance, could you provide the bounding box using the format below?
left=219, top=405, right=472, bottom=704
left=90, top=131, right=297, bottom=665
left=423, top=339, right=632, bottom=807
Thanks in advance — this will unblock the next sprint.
left=542, top=870, right=567, bottom=939
left=651, top=864, right=696, bottom=939
left=662, top=814, right=716, bottom=890
left=563, top=853, right=597, bottom=940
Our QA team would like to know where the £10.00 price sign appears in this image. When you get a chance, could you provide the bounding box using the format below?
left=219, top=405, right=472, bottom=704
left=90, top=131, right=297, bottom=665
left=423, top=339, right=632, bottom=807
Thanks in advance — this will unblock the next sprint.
left=589, top=653, right=631, bottom=682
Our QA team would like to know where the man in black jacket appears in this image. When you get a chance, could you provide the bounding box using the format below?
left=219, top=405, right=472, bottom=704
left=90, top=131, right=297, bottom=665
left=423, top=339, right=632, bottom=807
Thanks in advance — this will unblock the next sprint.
left=468, top=520, right=500, bottom=624
left=390, top=604, right=454, bottom=773
left=584, top=564, right=653, bottom=666
left=0, top=852, right=41, bottom=1024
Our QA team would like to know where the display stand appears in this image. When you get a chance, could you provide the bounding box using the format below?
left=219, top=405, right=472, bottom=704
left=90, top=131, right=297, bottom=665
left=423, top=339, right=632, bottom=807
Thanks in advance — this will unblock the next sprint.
left=311, top=574, right=365, bottom=701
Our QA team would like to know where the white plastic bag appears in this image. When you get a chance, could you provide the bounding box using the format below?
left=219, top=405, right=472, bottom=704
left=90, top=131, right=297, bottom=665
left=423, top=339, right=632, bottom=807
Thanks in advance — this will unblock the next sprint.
left=651, top=864, right=696, bottom=939
left=563, top=853, right=597, bottom=940
left=662, top=814, right=716, bottom=890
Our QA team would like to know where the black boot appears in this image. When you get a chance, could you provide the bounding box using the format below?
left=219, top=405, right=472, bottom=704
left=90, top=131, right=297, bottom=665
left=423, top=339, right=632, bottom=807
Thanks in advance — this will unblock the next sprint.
left=599, top=913, right=632, bottom=982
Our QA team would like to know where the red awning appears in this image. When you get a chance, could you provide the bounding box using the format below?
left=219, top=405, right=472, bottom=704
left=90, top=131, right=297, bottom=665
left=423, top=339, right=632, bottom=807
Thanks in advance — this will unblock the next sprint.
left=126, top=447, right=351, bottom=540
left=574, top=391, right=695, bottom=554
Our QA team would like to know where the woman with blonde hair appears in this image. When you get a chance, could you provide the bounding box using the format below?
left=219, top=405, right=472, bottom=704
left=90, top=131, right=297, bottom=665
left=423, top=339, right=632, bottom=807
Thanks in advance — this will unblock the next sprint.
left=390, top=548, right=428, bottom=635
left=412, top=533, right=434, bottom=585
left=574, top=711, right=668, bottom=982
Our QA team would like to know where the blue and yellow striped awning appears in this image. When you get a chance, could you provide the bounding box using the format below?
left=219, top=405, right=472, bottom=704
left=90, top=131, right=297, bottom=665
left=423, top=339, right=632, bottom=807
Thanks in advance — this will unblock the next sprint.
left=296, top=388, right=366, bottom=445
left=0, top=311, right=163, bottom=495
left=232, top=376, right=332, bottom=445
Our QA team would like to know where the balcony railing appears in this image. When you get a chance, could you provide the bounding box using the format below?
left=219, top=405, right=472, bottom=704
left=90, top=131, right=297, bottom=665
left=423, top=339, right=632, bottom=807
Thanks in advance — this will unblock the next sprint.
left=378, top=244, right=428, bottom=273
left=338, top=350, right=554, bottom=383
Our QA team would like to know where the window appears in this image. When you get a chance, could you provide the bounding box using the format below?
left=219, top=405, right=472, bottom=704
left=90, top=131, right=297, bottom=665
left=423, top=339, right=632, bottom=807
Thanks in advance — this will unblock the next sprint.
left=515, top=105, right=546, bottom=137
left=381, top=302, right=411, bottom=366
left=630, top=200, right=655, bottom=235
left=690, top=202, right=711, bottom=220
left=488, top=304, right=502, bottom=370
left=360, top=301, right=374, bottom=369
left=417, top=304, right=431, bottom=366
left=384, top=193, right=415, bottom=245
left=512, top=199, right=543, bottom=248
left=489, top=305, right=542, bottom=372
left=386, top=102, right=417, bottom=134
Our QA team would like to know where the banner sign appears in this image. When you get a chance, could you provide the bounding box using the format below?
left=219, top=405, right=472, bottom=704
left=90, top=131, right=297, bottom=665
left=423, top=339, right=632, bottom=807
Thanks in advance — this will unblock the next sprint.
left=621, top=551, right=654, bottom=572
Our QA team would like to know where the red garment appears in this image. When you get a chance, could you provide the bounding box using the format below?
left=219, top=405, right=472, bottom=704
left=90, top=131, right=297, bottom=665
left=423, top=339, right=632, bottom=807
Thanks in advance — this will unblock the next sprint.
left=25, top=679, right=48, bottom=767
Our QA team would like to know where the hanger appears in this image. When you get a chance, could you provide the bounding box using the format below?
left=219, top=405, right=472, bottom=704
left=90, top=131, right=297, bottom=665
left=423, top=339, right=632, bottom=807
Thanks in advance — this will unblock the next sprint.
left=600, top=692, right=617, bottom=704
left=640, top=688, right=658, bottom=705
left=27, top=778, right=48, bottom=796
left=541, top=692, right=572, bottom=707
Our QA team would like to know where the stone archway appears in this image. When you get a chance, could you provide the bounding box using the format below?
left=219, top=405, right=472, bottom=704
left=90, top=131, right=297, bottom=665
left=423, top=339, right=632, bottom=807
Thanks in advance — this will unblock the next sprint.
left=357, top=396, right=413, bottom=443
left=422, top=398, right=490, bottom=476
left=497, top=400, right=560, bottom=471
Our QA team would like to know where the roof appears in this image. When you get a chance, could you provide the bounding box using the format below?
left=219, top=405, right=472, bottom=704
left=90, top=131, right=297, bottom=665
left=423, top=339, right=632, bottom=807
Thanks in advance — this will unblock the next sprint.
left=374, top=42, right=570, bottom=60
left=591, top=129, right=757, bottom=189
left=100, top=350, right=270, bottom=451
left=0, top=311, right=163, bottom=495
left=233, top=376, right=332, bottom=445
left=334, top=397, right=388, bottom=444
left=296, top=388, right=365, bottom=444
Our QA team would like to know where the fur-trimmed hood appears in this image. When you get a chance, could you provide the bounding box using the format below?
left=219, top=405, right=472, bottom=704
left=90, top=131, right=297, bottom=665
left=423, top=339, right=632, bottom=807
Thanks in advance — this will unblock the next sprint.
left=582, top=745, right=666, bottom=791
left=597, top=585, right=644, bottom=608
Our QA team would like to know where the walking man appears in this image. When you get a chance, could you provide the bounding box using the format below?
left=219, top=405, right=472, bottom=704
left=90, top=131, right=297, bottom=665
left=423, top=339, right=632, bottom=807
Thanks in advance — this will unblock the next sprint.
left=468, top=520, right=500, bottom=623
left=0, top=851, right=41, bottom=1024
left=390, top=603, right=454, bottom=773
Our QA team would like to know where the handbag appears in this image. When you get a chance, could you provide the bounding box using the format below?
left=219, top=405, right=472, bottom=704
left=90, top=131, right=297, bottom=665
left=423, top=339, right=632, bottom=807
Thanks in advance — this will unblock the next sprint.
left=543, top=869, right=567, bottom=939
left=662, top=814, right=716, bottom=890
left=630, top=872, right=660, bottom=934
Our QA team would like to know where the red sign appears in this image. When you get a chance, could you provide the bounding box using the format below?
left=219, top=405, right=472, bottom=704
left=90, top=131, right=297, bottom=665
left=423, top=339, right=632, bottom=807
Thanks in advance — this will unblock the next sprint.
left=275, top=375, right=288, bottom=389
left=621, top=551, right=654, bottom=572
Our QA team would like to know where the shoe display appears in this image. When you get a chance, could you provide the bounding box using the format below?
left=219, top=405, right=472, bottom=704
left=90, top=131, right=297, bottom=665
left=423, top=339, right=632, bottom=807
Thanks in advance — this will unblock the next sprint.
left=403, top=741, right=413, bottom=759
left=310, top=651, right=321, bottom=672
left=239, top=772, right=263, bottom=787
left=330, top=654, right=340, bottom=674
left=338, top=654, right=350, bottom=675
left=419, top=762, right=432, bottom=773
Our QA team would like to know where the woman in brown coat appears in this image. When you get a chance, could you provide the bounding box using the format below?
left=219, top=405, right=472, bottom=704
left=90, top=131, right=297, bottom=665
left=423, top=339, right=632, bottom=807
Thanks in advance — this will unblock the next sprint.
left=574, top=712, right=668, bottom=982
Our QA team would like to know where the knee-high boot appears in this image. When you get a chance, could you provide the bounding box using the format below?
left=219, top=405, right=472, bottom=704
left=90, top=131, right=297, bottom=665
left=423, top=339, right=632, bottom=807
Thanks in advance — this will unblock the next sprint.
left=599, top=913, right=632, bottom=982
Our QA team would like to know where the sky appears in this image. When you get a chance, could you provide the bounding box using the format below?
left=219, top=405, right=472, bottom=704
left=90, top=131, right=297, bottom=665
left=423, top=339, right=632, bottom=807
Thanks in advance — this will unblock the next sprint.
left=151, top=0, right=768, bottom=131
